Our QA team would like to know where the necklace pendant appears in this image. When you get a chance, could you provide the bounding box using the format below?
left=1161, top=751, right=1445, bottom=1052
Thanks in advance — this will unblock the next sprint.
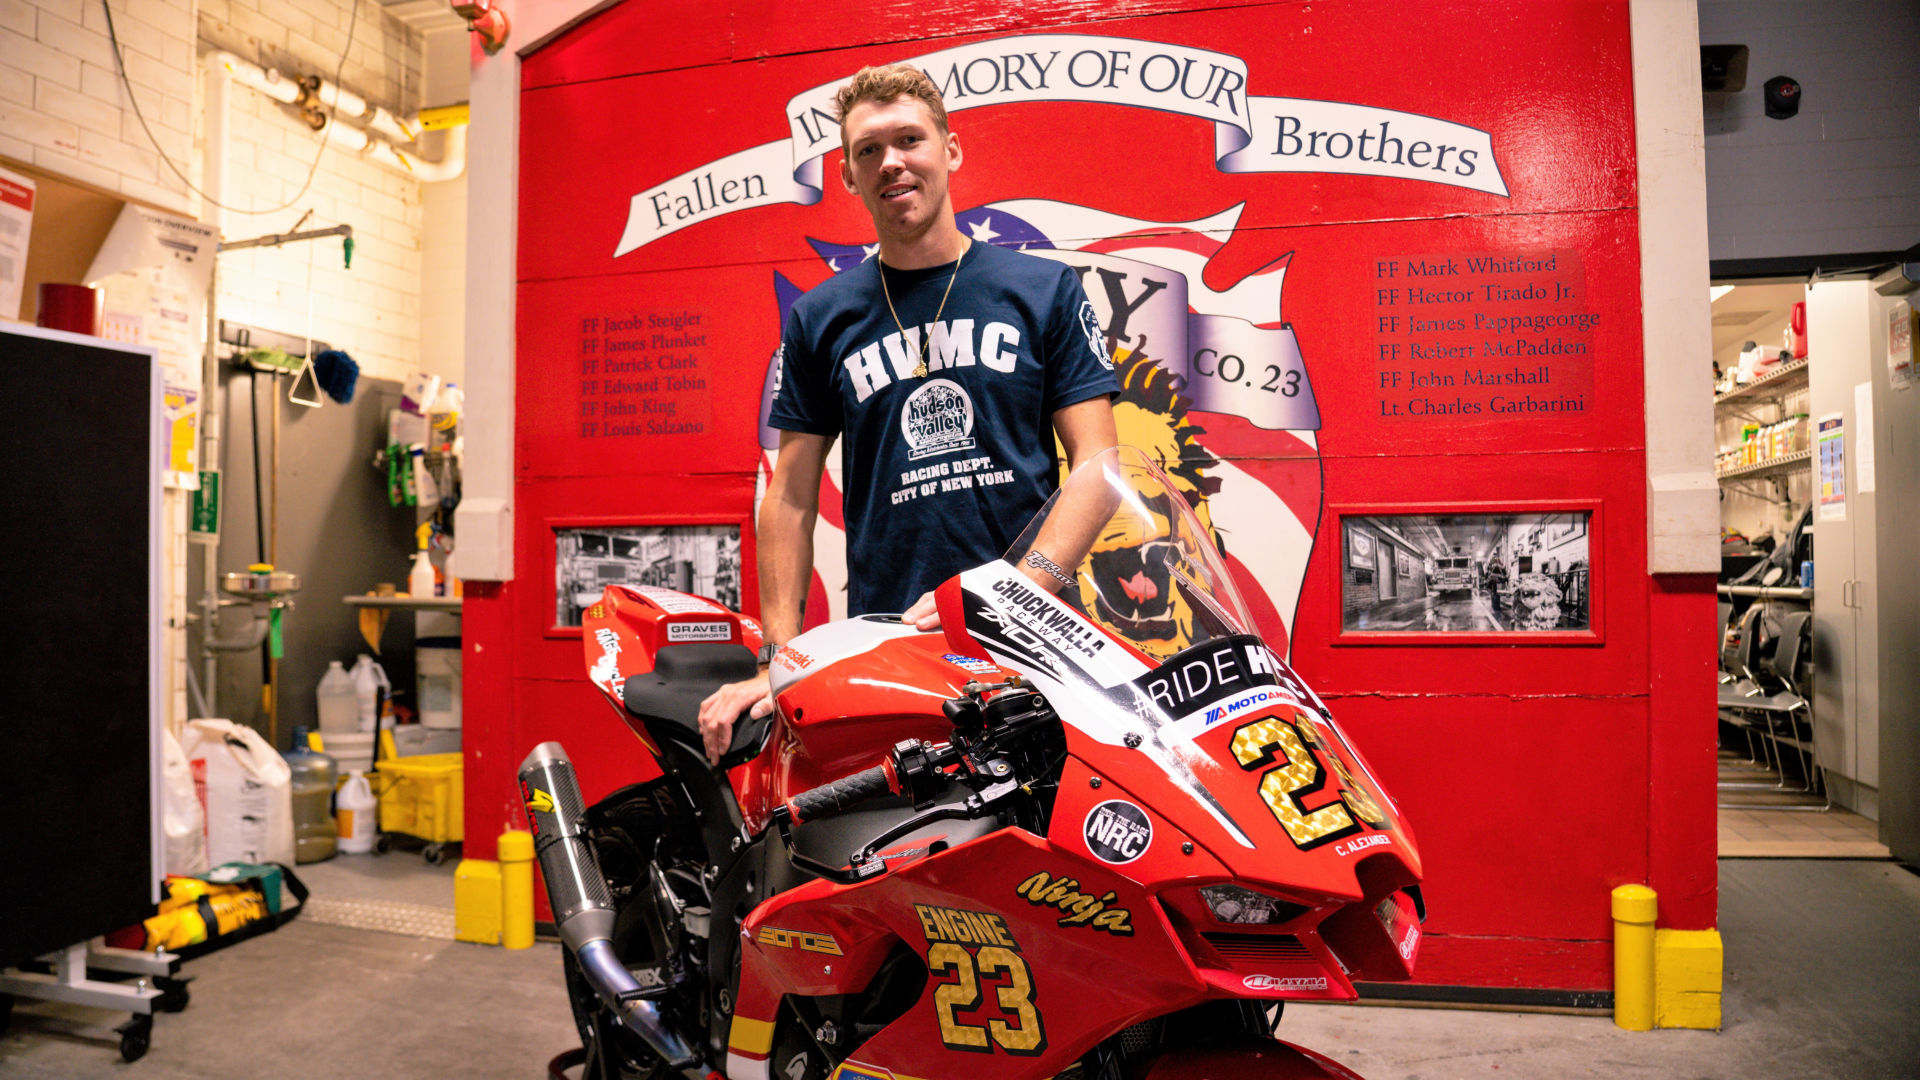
left=912, top=360, right=929, bottom=378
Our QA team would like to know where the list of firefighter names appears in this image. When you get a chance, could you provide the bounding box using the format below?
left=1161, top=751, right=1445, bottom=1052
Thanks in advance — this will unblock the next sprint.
left=577, top=310, right=711, bottom=437
left=1372, top=250, right=1597, bottom=420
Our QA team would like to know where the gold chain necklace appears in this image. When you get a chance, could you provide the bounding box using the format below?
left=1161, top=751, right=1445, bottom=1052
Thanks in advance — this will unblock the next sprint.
left=878, top=244, right=966, bottom=379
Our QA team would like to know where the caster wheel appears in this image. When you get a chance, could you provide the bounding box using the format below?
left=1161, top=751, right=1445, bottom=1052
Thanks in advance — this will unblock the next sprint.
left=116, top=1013, right=152, bottom=1062
left=374, top=833, right=392, bottom=855
left=423, top=843, right=445, bottom=865
left=155, top=975, right=192, bottom=1013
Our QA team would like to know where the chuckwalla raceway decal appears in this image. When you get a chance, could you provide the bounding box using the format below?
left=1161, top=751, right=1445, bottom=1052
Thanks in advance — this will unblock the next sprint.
left=624, top=32, right=1507, bottom=653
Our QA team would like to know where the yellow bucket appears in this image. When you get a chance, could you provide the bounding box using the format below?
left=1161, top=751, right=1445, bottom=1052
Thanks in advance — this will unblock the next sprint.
left=374, top=752, right=464, bottom=843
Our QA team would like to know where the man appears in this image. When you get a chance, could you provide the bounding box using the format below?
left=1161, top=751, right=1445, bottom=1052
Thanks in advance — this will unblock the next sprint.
left=697, top=64, right=1119, bottom=762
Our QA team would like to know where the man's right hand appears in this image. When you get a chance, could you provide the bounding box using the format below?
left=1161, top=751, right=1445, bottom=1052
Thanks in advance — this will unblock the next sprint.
left=697, top=672, right=774, bottom=766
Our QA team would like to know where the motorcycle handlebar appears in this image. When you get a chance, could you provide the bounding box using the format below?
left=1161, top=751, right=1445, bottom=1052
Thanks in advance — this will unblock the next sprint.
left=786, top=762, right=897, bottom=824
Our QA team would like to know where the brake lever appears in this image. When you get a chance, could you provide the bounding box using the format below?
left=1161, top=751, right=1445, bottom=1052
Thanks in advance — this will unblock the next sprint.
left=770, top=778, right=1019, bottom=887
left=847, top=778, right=1019, bottom=868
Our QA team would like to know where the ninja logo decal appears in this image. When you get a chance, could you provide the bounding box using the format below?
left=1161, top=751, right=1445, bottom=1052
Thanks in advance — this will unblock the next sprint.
left=1083, top=800, right=1152, bottom=864
left=901, top=379, right=976, bottom=460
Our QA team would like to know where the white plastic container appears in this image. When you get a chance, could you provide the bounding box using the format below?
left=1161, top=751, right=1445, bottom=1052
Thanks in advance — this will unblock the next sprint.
left=323, top=730, right=376, bottom=776
left=337, top=771, right=378, bottom=854
left=316, top=660, right=357, bottom=734
left=349, top=654, right=390, bottom=732
left=417, top=637, right=461, bottom=729
left=181, top=718, right=295, bottom=866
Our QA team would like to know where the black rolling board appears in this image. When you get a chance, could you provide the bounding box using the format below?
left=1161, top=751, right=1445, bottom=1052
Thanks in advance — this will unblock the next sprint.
left=0, top=326, right=159, bottom=966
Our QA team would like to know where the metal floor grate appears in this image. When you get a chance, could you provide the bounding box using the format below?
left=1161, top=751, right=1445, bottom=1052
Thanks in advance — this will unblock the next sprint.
left=299, top=896, right=458, bottom=940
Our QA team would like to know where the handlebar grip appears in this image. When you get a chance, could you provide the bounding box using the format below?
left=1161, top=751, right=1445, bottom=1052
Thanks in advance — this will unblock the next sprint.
left=787, top=763, right=895, bottom=824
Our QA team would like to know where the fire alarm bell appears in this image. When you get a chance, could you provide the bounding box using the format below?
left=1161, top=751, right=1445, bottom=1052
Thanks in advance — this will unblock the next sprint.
left=1763, top=76, right=1801, bottom=120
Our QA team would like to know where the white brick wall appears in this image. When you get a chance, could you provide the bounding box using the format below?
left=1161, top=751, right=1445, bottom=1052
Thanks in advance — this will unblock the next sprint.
left=0, top=0, right=199, bottom=210
left=200, top=0, right=427, bottom=382
left=2, top=0, right=432, bottom=380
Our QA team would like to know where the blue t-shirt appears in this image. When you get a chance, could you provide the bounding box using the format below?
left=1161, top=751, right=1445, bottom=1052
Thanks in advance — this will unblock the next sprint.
left=768, top=241, right=1119, bottom=616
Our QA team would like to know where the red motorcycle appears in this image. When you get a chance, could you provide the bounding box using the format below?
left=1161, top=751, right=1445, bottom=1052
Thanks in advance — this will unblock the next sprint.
left=521, top=446, right=1423, bottom=1080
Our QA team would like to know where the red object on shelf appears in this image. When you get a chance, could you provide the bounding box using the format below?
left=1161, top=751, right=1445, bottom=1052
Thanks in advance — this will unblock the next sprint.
left=36, top=283, right=101, bottom=336
left=1790, top=300, right=1808, bottom=358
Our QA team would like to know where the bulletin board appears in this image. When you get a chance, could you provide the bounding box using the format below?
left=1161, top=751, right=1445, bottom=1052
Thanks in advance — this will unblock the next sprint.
left=0, top=325, right=161, bottom=965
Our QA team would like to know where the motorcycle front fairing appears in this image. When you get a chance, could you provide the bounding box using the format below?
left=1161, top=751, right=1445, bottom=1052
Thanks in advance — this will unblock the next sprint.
left=939, top=447, right=1424, bottom=984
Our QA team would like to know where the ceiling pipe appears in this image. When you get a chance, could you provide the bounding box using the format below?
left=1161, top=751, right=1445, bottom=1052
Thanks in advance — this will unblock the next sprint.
left=207, top=50, right=465, bottom=183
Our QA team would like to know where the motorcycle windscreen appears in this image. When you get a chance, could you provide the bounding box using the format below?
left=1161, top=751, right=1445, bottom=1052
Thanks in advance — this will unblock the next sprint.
left=952, top=446, right=1417, bottom=888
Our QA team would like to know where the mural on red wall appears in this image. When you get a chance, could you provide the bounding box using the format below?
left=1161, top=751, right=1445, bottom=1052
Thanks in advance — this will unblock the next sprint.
left=504, top=1, right=1714, bottom=992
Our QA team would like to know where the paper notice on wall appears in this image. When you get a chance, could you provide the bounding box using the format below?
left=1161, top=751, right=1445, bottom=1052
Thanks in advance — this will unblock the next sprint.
left=1853, top=383, right=1875, bottom=495
left=0, top=166, right=34, bottom=321
left=1816, top=412, right=1846, bottom=521
left=87, top=204, right=218, bottom=488
left=1891, top=300, right=1915, bottom=391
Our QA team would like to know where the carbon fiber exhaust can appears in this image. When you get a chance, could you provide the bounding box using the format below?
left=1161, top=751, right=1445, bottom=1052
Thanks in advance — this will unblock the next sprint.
left=518, top=741, right=616, bottom=954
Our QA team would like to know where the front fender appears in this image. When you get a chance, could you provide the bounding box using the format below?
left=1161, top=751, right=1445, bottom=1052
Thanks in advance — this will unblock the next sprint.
left=1137, top=1039, right=1366, bottom=1080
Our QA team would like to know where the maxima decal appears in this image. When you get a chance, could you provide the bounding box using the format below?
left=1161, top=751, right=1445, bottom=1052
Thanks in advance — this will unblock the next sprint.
left=615, top=32, right=1509, bottom=254
left=666, top=620, right=733, bottom=643
left=1243, top=974, right=1328, bottom=992
left=1014, top=871, right=1134, bottom=935
left=1083, top=800, right=1153, bottom=864
left=943, top=653, right=997, bottom=675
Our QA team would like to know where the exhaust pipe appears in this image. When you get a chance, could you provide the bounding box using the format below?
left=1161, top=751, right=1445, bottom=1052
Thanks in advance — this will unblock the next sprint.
left=519, top=742, right=700, bottom=1070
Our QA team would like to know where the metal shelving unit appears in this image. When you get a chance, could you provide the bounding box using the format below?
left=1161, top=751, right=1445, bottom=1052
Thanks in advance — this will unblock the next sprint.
left=1714, top=357, right=1809, bottom=412
left=1717, top=449, right=1813, bottom=483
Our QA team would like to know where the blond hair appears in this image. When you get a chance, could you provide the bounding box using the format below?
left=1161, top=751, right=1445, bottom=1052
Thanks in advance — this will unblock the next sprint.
left=833, top=64, right=949, bottom=145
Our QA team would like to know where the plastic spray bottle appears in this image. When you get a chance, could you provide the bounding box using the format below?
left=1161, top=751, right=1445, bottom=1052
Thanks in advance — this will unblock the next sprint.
left=409, top=521, right=435, bottom=598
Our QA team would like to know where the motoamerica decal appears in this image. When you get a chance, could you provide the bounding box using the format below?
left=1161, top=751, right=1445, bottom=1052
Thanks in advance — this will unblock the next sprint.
left=615, top=33, right=1509, bottom=255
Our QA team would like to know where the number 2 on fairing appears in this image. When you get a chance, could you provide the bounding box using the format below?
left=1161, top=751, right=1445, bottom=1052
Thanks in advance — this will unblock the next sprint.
left=1230, top=715, right=1385, bottom=848
left=928, top=943, right=1046, bottom=1055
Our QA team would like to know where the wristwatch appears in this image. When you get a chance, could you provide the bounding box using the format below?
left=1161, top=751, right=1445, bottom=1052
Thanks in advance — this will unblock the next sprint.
left=756, top=641, right=779, bottom=666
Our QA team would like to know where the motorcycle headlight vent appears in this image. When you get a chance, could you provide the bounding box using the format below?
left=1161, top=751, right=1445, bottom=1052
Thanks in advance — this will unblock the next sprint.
left=1200, top=884, right=1311, bottom=926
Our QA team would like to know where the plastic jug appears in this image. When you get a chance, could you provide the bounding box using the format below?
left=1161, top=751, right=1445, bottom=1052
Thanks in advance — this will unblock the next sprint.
left=349, top=654, right=391, bottom=733
left=337, top=771, right=378, bottom=854
left=317, top=660, right=357, bottom=734
left=283, top=727, right=338, bottom=864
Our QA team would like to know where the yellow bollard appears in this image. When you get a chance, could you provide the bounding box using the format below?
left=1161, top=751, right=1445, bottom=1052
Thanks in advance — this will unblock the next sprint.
left=499, top=829, right=535, bottom=950
left=1611, top=884, right=1658, bottom=1030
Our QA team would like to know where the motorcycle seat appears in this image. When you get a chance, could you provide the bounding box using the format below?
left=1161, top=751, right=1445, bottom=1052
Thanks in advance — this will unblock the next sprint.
left=621, top=643, right=771, bottom=766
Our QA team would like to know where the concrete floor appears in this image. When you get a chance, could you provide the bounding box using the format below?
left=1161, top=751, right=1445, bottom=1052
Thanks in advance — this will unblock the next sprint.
left=3, top=860, right=1915, bottom=1079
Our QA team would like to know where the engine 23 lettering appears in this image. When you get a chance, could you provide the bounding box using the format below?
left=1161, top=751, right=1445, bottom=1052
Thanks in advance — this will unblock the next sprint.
left=914, top=903, right=1047, bottom=1056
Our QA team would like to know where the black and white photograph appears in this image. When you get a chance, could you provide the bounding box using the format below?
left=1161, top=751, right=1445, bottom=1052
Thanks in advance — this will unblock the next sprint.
left=1341, top=512, right=1591, bottom=633
left=554, top=524, right=742, bottom=627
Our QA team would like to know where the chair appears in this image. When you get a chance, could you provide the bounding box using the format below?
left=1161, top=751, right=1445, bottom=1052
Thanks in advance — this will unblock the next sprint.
left=1722, top=609, right=1828, bottom=810
left=1717, top=606, right=1776, bottom=773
